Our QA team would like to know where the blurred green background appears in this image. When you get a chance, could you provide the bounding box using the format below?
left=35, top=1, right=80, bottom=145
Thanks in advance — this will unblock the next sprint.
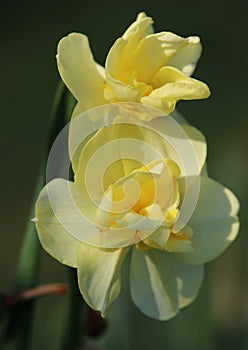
left=1, top=0, right=247, bottom=349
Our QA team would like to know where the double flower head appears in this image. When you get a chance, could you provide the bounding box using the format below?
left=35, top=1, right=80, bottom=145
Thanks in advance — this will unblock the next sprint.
left=35, top=13, right=239, bottom=320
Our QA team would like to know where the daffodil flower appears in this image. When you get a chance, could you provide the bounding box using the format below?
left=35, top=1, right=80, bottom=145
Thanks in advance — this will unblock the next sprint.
left=57, top=12, right=210, bottom=120
left=34, top=104, right=239, bottom=320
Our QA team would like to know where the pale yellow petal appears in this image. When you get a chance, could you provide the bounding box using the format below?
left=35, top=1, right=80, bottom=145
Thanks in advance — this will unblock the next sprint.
left=122, top=14, right=153, bottom=46
left=165, top=231, right=194, bottom=253
left=105, top=14, right=154, bottom=101
left=123, top=32, right=187, bottom=83
left=105, top=69, right=141, bottom=102
left=167, top=36, right=202, bottom=76
left=57, top=33, right=106, bottom=111
left=141, top=69, right=209, bottom=114
left=151, top=66, right=209, bottom=96
left=180, top=125, right=207, bottom=175
left=105, top=38, right=141, bottom=102
left=130, top=249, right=204, bottom=320
left=77, top=244, right=129, bottom=315
left=135, top=12, right=154, bottom=34
left=144, top=227, right=170, bottom=250
left=35, top=179, right=82, bottom=267
left=175, top=177, right=240, bottom=265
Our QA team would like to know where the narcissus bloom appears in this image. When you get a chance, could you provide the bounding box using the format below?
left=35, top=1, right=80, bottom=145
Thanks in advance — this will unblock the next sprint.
left=35, top=104, right=239, bottom=320
left=57, top=12, right=210, bottom=120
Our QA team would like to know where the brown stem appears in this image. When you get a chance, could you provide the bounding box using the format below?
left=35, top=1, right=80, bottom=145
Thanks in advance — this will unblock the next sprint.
left=4, top=283, right=67, bottom=309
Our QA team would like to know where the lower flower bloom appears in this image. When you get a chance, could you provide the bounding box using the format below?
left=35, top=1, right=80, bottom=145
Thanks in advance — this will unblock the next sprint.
left=34, top=104, right=239, bottom=320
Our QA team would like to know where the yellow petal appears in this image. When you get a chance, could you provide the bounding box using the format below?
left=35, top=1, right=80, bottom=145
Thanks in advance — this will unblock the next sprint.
left=105, top=15, right=154, bottom=101
left=144, top=226, right=170, bottom=250
left=75, top=123, right=146, bottom=193
left=36, top=178, right=117, bottom=249
left=77, top=244, right=129, bottom=315
left=35, top=179, right=83, bottom=267
left=141, top=66, right=210, bottom=114
left=105, top=68, right=141, bottom=102
left=165, top=231, right=194, bottom=253
left=122, top=32, right=188, bottom=83
left=57, top=33, right=106, bottom=113
left=105, top=38, right=141, bottom=102
left=179, top=125, right=207, bottom=176
left=123, top=12, right=154, bottom=41
left=105, top=158, right=180, bottom=216
left=175, top=176, right=240, bottom=265
left=135, top=12, right=154, bottom=34
left=167, top=36, right=202, bottom=76
left=130, top=249, right=203, bottom=320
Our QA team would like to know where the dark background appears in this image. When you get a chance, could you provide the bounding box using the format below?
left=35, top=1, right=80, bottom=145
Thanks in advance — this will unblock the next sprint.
left=1, top=0, right=247, bottom=349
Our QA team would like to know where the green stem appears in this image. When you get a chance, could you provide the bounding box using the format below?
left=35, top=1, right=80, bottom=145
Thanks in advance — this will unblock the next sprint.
left=1, top=82, right=71, bottom=350
left=61, top=269, right=86, bottom=350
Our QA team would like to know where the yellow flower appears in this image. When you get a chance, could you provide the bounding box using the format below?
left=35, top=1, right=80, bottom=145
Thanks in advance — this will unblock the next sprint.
left=34, top=103, right=239, bottom=320
left=57, top=12, right=210, bottom=120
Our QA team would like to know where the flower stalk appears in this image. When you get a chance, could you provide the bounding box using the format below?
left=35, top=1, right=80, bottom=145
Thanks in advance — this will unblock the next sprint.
left=1, top=82, right=81, bottom=349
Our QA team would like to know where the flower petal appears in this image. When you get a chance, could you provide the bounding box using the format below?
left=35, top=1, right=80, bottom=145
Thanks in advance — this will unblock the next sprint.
left=170, top=108, right=188, bottom=124
left=77, top=244, right=130, bottom=315
left=57, top=33, right=106, bottom=113
left=130, top=249, right=204, bottom=320
left=123, top=32, right=188, bottom=83
left=123, top=12, right=154, bottom=41
left=35, top=177, right=111, bottom=249
left=175, top=176, right=240, bottom=265
left=104, top=14, right=154, bottom=102
left=113, top=211, right=163, bottom=231
left=70, top=63, right=106, bottom=120
left=180, top=125, right=207, bottom=175
left=108, top=158, right=179, bottom=213
left=105, top=67, right=141, bottom=102
left=105, top=31, right=189, bottom=99
left=75, top=120, right=206, bottom=195
left=147, top=120, right=206, bottom=177
left=105, top=39, right=141, bottom=102
left=167, top=36, right=202, bottom=76
left=144, top=227, right=170, bottom=250
left=141, top=66, right=210, bottom=114
left=75, top=123, right=146, bottom=193
left=35, top=179, right=82, bottom=267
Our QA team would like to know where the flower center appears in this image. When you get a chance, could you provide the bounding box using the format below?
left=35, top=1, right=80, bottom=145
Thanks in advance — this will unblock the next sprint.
left=97, top=158, right=192, bottom=252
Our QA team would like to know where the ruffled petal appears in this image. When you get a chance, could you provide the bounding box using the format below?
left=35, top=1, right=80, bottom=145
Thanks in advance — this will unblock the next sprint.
left=105, top=38, right=141, bottom=102
left=123, top=12, right=154, bottom=41
left=105, top=67, right=141, bottom=102
left=123, top=32, right=188, bottom=83
left=175, top=176, right=240, bottom=265
left=143, top=227, right=170, bottom=250
left=141, top=66, right=210, bottom=114
left=130, top=249, right=204, bottom=320
left=105, top=14, right=154, bottom=101
left=167, top=36, right=202, bottom=76
left=57, top=33, right=106, bottom=112
left=77, top=244, right=130, bottom=315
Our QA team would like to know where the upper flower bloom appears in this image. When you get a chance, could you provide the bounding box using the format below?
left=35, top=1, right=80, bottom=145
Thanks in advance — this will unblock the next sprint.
left=34, top=103, right=239, bottom=320
left=57, top=12, right=210, bottom=120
